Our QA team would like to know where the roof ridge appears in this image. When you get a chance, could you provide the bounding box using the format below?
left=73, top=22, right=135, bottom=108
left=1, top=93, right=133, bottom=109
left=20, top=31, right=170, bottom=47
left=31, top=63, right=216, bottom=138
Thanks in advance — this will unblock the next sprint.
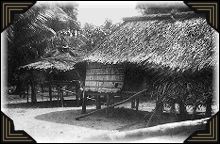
left=123, top=11, right=204, bottom=22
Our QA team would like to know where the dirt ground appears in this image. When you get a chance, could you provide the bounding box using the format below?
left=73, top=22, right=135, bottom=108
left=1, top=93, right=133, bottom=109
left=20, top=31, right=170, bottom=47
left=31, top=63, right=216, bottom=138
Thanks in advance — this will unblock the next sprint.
left=1, top=94, right=208, bottom=143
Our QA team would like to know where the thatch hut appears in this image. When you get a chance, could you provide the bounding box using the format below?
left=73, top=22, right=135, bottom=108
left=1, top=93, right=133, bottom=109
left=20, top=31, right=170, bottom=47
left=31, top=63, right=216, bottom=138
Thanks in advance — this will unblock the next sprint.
left=80, top=11, right=217, bottom=118
left=19, top=48, right=86, bottom=105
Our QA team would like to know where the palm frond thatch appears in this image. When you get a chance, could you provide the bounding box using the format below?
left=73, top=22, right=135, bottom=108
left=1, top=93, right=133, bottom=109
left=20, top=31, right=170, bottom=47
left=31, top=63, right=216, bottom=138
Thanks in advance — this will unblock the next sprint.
left=84, top=11, right=217, bottom=73
left=20, top=48, right=82, bottom=72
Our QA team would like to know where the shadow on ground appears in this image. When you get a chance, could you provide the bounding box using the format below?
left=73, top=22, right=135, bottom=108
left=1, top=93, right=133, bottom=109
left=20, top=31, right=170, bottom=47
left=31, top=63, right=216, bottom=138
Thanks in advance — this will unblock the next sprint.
left=35, top=108, right=146, bottom=131
left=34, top=107, right=206, bottom=131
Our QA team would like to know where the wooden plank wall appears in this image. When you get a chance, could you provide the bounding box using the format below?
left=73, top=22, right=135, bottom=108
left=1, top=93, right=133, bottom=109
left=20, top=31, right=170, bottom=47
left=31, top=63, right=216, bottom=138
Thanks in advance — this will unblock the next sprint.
left=85, top=63, right=125, bottom=93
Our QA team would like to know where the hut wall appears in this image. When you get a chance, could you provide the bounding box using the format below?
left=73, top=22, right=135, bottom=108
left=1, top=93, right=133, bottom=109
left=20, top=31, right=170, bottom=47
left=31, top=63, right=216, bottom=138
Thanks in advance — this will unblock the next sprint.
left=122, top=66, right=147, bottom=92
left=85, top=63, right=125, bottom=93
left=32, top=70, right=47, bottom=83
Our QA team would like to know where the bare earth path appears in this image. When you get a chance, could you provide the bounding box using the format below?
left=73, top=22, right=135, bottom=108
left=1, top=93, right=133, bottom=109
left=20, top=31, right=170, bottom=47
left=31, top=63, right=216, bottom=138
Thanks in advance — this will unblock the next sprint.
left=2, top=106, right=114, bottom=143
left=1, top=95, right=193, bottom=143
left=2, top=105, right=189, bottom=143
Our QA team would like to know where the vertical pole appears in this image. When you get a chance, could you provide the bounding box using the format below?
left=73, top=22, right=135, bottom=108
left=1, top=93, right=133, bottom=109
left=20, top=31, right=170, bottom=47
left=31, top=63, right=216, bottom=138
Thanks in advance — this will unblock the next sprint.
left=60, top=87, right=64, bottom=107
left=111, top=95, right=114, bottom=108
left=76, top=84, right=79, bottom=107
left=131, top=98, right=135, bottom=109
left=135, top=98, right=140, bottom=111
left=96, top=95, right=101, bottom=109
left=41, top=84, right=44, bottom=101
left=49, top=82, right=52, bottom=102
left=26, top=84, right=29, bottom=103
left=178, top=100, right=187, bottom=120
left=41, top=84, right=44, bottom=93
left=31, top=81, right=37, bottom=103
left=106, top=94, right=110, bottom=116
left=110, top=95, right=114, bottom=117
left=57, top=85, right=60, bottom=106
left=81, top=87, right=87, bottom=114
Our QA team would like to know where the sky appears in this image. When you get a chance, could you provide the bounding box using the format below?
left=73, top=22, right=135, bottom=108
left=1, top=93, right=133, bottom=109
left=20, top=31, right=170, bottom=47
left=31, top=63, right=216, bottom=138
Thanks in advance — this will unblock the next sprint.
left=76, top=1, right=140, bottom=26
left=37, top=1, right=185, bottom=26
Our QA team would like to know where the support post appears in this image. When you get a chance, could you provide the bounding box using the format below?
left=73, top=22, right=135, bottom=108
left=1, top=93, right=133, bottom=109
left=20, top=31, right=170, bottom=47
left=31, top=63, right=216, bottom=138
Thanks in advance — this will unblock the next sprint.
left=49, top=83, right=52, bottom=102
left=106, top=94, right=110, bottom=116
left=31, top=81, right=37, bottom=103
left=75, top=89, right=148, bottom=120
left=81, top=87, right=87, bottom=114
left=41, top=84, right=44, bottom=101
left=111, top=95, right=114, bottom=109
left=109, top=95, right=114, bottom=116
left=57, top=85, right=60, bottom=106
left=26, top=84, right=29, bottom=103
left=96, top=95, right=101, bottom=109
left=178, top=100, right=187, bottom=120
left=156, top=100, right=163, bottom=114
left=41, top=84, right=44, bottom=93
left=135, top=98, right=140, bottom=111
left=60, top=87, right=64, bottom=107
left=76, top=85, right=80, bottom=107
left=131, top=98, right=135, bottom=109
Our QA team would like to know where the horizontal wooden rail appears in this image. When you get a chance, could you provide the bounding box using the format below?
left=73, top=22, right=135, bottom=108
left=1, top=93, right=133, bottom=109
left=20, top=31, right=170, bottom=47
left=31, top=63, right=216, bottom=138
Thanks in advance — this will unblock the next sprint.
left=61, top=89, right=77, bottom=94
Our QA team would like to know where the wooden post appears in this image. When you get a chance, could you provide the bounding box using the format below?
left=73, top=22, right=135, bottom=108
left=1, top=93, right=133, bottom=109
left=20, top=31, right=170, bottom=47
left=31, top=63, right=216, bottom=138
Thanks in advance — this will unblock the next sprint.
left=135, top=98, right=140, bottom=111
left=131, top=98, right=135, bottom=109
left=31, top=81, right=37, bottom=103
left=60, top=87, right=64, bottom=107
left=81, top=87, right=87, bottom=114
left=96, top=95, right=101, bottom=109
left=156, top=100, right=163, bottom=114
left=49, top=83, right=52, bottom=102
left=57, top=85, right=60, bottom=106
left=75, top=89, right=148, bottom=120
left=178, top=100, right=187, bottom=120
left=26, top=84, right=29, bottom=103
left=110, top=94, right=115, bottom=116
left=106, top=94, right=110, bottom=116
left=41, top=84, right=44, bottom=92
left=111, top=95, right=114, bottom=109
left=76, top=85, right=80, bottom=107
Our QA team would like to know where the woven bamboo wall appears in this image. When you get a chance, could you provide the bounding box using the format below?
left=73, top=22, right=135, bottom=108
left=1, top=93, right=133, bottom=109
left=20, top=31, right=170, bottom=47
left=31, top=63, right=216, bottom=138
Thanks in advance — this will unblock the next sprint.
left=85, top=63, right=125, bottom=93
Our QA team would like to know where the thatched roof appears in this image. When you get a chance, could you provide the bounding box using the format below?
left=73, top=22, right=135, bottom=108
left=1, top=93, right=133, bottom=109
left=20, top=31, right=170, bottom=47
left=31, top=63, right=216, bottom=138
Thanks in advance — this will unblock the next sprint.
left=20, top=48, right=82, bottom=72
left=84, top=11, right=217, bottom=73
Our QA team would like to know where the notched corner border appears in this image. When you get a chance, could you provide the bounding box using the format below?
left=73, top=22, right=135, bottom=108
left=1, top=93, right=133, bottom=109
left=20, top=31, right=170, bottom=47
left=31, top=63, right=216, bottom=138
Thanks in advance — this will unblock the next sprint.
left=1, top=112, right=36, bottom=143
left=1, top=2, right=37, bottom=143
left=184, top=112, right=219, bottom=143
left=1, top=1, right=36, bottom=32
left=184, top=1, right=219, bottom=32
left=183, top=1, right=219, bottom=143
left=0, top=1, right=219, bottom=143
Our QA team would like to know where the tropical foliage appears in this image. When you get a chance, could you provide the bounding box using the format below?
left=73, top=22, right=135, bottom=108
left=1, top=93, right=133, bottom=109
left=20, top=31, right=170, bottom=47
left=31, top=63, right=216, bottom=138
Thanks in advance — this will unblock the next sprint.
left=7, top=3, right=80, bottom=85
left=136, top=2, right=191, bottom=15
left=81, top=19, right=120, bottom=52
